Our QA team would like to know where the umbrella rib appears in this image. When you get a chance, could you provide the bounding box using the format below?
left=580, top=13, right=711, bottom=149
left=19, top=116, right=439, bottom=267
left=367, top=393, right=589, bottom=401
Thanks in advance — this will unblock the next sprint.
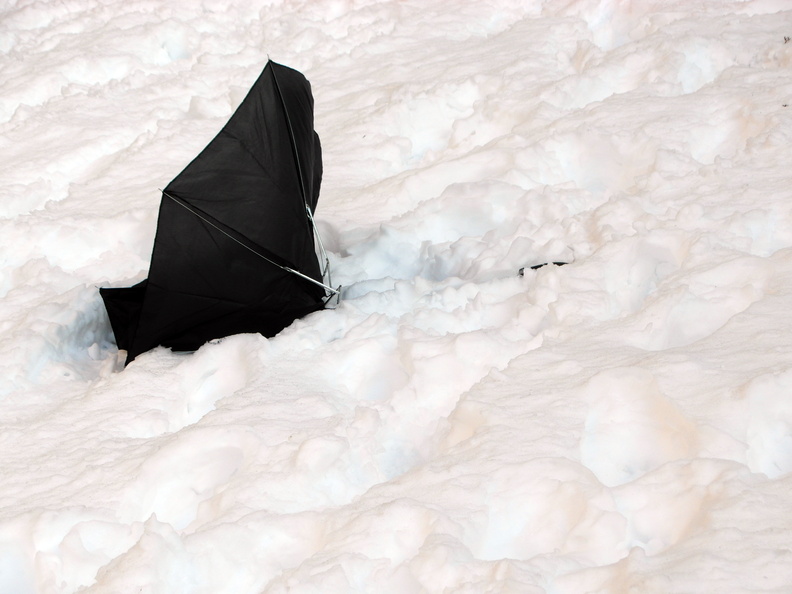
left=161, top=190, right=338, bottom=295
left=268, top=60, right=336, bottom=296
left=269, top=61, right=309, bottom=209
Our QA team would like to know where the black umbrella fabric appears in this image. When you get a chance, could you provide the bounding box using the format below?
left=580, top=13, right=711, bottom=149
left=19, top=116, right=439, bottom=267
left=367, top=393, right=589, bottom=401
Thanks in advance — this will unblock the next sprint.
left=101, top=60, right=330, bottom=365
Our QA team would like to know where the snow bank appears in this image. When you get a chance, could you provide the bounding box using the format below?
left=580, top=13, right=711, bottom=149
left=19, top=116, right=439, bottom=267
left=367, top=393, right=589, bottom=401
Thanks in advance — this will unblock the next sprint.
left=3, top=0, right=792, bottom=592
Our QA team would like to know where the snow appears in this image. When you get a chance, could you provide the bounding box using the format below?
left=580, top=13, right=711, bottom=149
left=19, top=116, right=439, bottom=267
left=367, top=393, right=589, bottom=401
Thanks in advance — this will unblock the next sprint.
left=2, top=0, right=792, bottom=591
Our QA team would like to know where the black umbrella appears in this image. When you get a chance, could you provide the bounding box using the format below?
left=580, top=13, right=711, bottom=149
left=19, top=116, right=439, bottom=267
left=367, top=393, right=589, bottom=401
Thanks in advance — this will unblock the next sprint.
left=101, top=60, right=336, bottom=365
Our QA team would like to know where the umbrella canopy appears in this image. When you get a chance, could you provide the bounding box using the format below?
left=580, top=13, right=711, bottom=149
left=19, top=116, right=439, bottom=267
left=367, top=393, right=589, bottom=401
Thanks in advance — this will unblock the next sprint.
left=101, top=60, right=331, bottom=365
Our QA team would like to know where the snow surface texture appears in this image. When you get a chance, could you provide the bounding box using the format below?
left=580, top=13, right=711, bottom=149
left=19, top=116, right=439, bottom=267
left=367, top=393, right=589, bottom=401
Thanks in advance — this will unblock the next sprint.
left=2, top=0, right=792, bottom=592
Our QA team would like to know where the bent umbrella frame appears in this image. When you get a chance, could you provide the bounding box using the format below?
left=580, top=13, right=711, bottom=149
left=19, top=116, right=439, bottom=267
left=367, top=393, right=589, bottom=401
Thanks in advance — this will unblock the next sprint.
left=101, top=60, right=338, bottom=365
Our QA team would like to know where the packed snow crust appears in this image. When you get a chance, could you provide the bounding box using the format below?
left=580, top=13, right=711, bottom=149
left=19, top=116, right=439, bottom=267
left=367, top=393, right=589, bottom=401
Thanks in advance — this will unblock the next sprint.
left=3, top=1, right=792, bottom=592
